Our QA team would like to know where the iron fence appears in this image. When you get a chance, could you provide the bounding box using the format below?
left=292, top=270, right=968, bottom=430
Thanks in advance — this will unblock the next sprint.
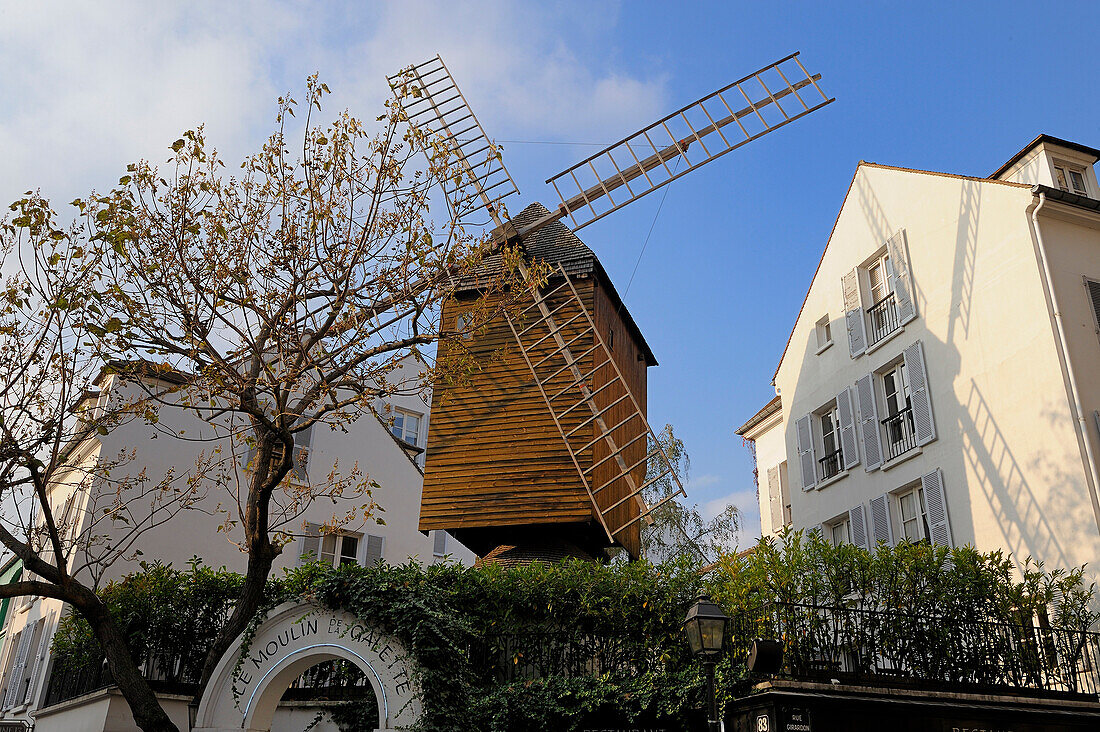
left=731, top=603, right=1100, bottom=697
left=882, top=406, right=917, bottom=460
left=44, top=603, right=1100, bottom=707
left=867, top=293, right=899, bottom=345
left=818, top=449, right=843, bottom=481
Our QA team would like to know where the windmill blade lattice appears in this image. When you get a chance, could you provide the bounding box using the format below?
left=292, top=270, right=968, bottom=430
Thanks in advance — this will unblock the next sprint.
left=505, top=264, right=686, bottom=540
left=388, top=56, right=520, bottom=225
left=546, top=52, right=833, bottom=232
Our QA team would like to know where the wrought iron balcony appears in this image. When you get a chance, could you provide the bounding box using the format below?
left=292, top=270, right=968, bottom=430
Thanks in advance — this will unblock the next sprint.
left=881, top=406, right=916, bottom=460
left=867, top=292, right=900, bottom=345
left=818, top=449, right=843, bottom=481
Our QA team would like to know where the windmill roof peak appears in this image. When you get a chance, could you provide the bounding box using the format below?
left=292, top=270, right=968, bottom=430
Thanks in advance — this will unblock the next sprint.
left=456, top=201, right=657, bottom=366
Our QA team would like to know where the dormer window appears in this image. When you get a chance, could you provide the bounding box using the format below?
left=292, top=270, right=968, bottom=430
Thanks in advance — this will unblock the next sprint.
left=1053, top=162, right=1089, bottom=197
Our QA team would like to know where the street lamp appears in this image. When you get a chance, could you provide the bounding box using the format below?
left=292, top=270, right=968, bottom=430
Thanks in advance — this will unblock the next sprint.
left=683, top=594, right=729, bottom=732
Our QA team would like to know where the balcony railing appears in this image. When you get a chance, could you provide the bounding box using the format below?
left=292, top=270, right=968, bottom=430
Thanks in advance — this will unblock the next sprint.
left=818, top=449, right=843, bottom=481
left=867, top=292, right=900, bottom=345
left=882, top=406, right=917, bottom=460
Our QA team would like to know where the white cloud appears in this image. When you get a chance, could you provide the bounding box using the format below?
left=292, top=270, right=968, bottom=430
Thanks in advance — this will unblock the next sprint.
left=0, top=0, right=668, bottom=209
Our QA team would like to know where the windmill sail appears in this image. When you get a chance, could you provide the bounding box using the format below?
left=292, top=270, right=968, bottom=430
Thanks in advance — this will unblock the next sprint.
left=505, top=263, right=685, bottom=542
left=388, top=56, right=520, bottom=225
left=545, top=52, right=833, bottom=231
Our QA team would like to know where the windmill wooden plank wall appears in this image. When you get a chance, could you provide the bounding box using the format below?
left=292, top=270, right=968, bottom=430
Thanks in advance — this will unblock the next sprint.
left=419, top=207, right=655, bottom=558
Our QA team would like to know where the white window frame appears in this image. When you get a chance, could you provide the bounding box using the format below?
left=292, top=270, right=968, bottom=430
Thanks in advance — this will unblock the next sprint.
left=815, top=403, right=844, bottom=482
left=815, top=315, right=833, bottom=353
left=895, top=483, right=929, bottom=543
left=318, top=531, right=362, bottom=568
left=827, top=515, right=851, bottom=547
left=391, top=408, right=423, bottom=448
left=1053, top=160, right=1090, bottom=197
left=879, top=360, right=916, bottom=461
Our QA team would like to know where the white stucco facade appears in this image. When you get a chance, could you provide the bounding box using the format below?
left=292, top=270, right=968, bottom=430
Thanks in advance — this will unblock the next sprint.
left=740, top=136, right=1100, bottom=588
left=0, top=356, right=472, bottom=728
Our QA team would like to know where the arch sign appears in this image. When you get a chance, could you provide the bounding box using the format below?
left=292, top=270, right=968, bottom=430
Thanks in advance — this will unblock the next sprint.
left=194, top=601, right=421, bottom=732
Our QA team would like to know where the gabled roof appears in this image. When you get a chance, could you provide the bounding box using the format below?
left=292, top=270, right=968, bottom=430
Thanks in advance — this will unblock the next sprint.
left=771, top=162, right=1030, bottom=381
left=990, top=134, right=1100, bottom=180
left=459, top=202, right=658, bottom=366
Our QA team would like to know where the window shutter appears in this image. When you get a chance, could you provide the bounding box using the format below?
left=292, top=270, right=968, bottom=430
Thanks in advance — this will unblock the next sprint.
left=433, top=530, right=447, bottom=557
left=810, top=525, right=824, bottom=541
left=869, top=494, right=894, bottom=545
left=854, top=374, right=883, bottom=471
left=903, top=341, right=936, bottom=445
left=795, top=415, right=817, bottom=490
left=365, top=535, right=384, bottom=565
left=835, top=388, right=860, bottom=470
left=848, top=505, right=869, bottom=549
left=886, top=229, right=916, bottom=324
left=300, top=523, right=321, bottom=564
left=23, top=618, right=51, bottom=707
left=4, top=626, right=33, bottom=709
left=766, top=466, right=783, bottom=531
left=922, top=469, right=953, bottom=547
left=842, top=269, right=867, bottom=357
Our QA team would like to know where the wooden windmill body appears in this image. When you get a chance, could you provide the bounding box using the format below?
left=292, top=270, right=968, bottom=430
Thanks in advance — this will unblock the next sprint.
left=388, top=54, right=833, bottom=561
left=420, top=203, right=657, bottom=560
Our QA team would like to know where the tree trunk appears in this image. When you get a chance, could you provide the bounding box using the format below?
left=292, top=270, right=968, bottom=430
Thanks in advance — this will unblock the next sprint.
left=80, top=595, right=179, bottom=732
left=197, top=544, right=276, bottom=694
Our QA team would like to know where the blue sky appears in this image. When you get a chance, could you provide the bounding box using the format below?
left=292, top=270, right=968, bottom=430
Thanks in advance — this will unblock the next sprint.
left=3, top=0, right=1100, bottom=543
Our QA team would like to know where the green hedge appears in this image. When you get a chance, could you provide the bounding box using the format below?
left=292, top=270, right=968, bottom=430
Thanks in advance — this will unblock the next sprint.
left=52, top=533, right=1098, bottom=731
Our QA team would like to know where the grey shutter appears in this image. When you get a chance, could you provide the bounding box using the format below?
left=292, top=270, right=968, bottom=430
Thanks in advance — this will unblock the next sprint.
left=810, top=525, right=824, bottom=541
left=2, top=631, right=27, bottom=709
left=922, top=469, right=953, bottom=547
left=869, top=494, right=894, bottom=546
left=365, top=535, right=384, bottom=565
left=433, top=530, right=447, bottom=557
left=836, top=388, right=860, bottom=470
left=1086, top=279, right=1100, bottom=338
left=886, top=230, right=916, bottom=324
left=795, top=415, right=817, bottom=490
left=842, top=269, right=867, bottom=357
left=854, top=374, right=883, bottom=471
left=766, top=466, right=783, bottom=531
left=23, top=619, right=50, bottom=706
left=903, top=341, right=936, bottom=445
left=848, top=505, right=869, bottom=549
left=300, top=523, right=321, bottom=564
left=4, top=625, right=33, bottom=709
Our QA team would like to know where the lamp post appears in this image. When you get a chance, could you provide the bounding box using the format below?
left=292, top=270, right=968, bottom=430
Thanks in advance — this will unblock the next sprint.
left=683, top=594, right=729, bottom=732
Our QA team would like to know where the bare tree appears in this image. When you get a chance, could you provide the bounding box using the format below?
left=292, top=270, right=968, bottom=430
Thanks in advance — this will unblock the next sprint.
left=639, top=424, right=740, bottom=564
left=0, top=77, right=532, bottom=731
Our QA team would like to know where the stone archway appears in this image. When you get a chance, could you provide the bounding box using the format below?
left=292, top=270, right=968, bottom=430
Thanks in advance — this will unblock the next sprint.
left=194, top=602, right=421, bottom=732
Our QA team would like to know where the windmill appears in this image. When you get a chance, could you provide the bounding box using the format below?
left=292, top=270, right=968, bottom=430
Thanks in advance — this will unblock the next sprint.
left=387, top=53, right=832, bottom=562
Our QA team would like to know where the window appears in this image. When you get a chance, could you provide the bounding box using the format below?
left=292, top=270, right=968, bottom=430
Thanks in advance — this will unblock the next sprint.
left=817, top=406, right=843, bottom=481
left=896, top=484, right=929, bottom=542
left=815, top=315, right=832, bottom=352
left=433, top=530, right=448, bottom=560
left=1054, top=163, right=1089, bottom=197
left=456, top=312, right=474, bottom=339
left=270, top=426, right=312, bottom=483
left=828, top=516, right=851, bottom=546
left=866, top=252, right=901, bottom=346
left=391, top=409, right=422, bottom=447
left=881, top=362, right=916, bottom=460
left=607, top=326, right=614, bottom=351
left=319, top=532, right=361, bottom=568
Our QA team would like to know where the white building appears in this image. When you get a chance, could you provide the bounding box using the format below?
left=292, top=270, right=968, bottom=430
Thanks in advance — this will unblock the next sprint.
left=0, top=357, right=472, bottom=729
left=738, top=135, right=1100, bottom=580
